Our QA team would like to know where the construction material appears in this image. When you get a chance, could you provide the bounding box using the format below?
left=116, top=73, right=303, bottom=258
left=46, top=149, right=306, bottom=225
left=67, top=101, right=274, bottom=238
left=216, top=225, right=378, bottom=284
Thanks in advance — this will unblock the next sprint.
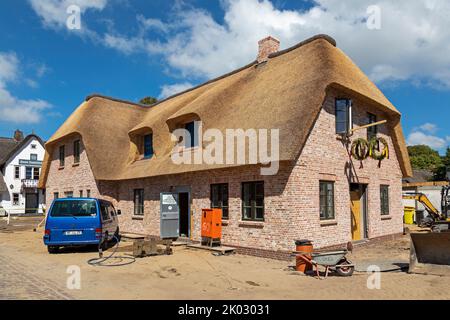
left=350, top=120, right=387, bottom=133
left=132, top=238, right=173, bottom=258
left=404, top=206, right=415, bottom=225
left=409, top=232, right=450, bottom=276
left=201, top=208, right=222, bottom=247
left=187, top=243, right=235, bottom=255
left=295, top=240, right=313, bottom=273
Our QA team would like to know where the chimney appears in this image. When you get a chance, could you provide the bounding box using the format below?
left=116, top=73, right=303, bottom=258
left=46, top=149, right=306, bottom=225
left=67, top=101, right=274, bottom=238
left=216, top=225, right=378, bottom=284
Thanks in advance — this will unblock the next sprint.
left=257, top=36, right=280, bottom=63
left=13, top=129, right=24, bottom=142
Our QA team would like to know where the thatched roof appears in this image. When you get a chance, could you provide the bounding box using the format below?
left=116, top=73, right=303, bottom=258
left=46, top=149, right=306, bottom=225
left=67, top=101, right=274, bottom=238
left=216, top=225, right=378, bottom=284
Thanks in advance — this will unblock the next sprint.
left=0, top=135, right=45, bottom=167
left=0, top=137, right=20, bottom=165
left=38, top=34, right=412, bottom=188
left=0, top=174, right=7, bottom=193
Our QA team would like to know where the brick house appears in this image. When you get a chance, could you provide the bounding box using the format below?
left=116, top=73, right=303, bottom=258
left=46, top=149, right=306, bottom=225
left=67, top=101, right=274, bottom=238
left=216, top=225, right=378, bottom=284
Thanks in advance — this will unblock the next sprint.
left=38, top=35, right=412, bottom=258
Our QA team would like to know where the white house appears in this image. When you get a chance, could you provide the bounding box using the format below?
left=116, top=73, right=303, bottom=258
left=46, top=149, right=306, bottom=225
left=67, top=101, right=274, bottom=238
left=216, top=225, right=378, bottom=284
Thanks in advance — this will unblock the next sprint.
left=0, top=130, right=46, bottom=215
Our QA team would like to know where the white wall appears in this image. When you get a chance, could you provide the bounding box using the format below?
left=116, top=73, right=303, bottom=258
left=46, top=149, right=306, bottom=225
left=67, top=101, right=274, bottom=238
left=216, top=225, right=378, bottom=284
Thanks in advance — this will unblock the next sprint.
left=402, top=185, right=445, bottom=220
left=0, top=137, right=46, bottom=215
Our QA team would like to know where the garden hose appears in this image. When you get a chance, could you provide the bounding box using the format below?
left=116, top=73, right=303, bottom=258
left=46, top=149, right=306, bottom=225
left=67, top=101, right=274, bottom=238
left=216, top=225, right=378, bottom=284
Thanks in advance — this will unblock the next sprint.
left=87, top=235, right=136, bottom=267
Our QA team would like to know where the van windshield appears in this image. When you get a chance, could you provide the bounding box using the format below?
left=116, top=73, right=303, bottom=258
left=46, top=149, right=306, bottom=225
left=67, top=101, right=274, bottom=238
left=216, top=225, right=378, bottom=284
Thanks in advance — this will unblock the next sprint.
left=50, top=200, right=97, bottom=217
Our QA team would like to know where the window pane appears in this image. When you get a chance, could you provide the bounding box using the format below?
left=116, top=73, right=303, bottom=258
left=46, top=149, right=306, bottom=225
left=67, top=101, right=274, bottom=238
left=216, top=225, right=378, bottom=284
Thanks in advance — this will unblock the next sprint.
left=26, top=167, right=32, bottom=179
left=243, top=207, right=252, bottom=219
left=335, top=99, right=350, bottom=134
left=185, top=122, right=198, bottom=147
left=74, top=140, right=80, bottom=163
left=320, top=181, right=334, bottom=220
left=144, top=134, right=153, bottom=159
left=59, top=146, right=65, bottom=166
left=33, top=168, right=40, bottom=180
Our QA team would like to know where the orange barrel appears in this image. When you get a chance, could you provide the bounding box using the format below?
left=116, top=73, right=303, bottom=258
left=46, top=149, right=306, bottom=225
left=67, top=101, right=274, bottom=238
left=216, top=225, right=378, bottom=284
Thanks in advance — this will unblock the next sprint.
left=295, top=240, right=313, bottom=273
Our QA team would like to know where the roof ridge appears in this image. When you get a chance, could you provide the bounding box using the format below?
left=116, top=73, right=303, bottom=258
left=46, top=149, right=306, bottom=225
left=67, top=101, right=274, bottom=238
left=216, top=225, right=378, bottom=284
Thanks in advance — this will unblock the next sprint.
left=86, top=34, right=336, bottom=109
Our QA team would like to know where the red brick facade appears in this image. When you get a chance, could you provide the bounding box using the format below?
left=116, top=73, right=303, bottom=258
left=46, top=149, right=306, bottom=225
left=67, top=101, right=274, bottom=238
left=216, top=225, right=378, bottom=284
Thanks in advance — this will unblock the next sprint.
left=45, top=90, right=404, bottom=259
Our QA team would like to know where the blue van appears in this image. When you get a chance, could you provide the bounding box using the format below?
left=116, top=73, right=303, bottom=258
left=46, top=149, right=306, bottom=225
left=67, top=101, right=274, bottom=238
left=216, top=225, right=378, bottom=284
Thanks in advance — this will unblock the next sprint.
left=43, top=198, right=120, bottom=254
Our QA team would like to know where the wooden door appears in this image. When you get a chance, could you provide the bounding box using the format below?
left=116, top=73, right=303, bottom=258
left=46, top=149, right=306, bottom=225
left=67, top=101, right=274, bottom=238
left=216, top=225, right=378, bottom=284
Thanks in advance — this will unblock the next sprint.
left=350, top=190, right=362, bottom=241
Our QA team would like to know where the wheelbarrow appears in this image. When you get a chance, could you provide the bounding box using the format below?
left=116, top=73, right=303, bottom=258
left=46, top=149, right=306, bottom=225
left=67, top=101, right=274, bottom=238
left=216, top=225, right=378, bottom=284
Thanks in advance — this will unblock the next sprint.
left=293, top=243, right=355, bottom=279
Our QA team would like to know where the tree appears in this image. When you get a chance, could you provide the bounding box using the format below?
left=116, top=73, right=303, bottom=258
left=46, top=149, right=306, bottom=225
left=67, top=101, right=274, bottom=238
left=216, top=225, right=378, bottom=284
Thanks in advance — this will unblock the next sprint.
left=433, top=147, right=450, bottom=181
left=139, top=96, right=158, bottom=105
left=408, top=145, right=443, bottom=171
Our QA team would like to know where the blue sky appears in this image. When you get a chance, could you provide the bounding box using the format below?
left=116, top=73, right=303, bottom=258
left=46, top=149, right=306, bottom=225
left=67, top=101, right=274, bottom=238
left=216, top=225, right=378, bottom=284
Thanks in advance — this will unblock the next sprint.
left=0, top=0, right=449, bottom=153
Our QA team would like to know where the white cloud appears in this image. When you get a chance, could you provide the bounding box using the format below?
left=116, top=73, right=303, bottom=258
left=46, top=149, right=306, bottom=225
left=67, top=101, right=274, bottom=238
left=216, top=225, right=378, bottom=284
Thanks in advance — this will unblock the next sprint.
left=29, top=0, right=450, bottom=88
left=418, top=123, right=438, bottom=134
left=407, top=131, right=447, bottom=150
left=159, top=82, right=194, bottom=99
left=0, top=52, right=52, bottom=124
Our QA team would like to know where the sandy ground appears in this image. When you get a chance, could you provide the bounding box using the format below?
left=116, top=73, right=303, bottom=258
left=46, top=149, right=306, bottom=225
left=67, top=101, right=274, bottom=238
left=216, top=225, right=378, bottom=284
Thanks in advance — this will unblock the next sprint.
left=1, top=217, right=449, bottom=300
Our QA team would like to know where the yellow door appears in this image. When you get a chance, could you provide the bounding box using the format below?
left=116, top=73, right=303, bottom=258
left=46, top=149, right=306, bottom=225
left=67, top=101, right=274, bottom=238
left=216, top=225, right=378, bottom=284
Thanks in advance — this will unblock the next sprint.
left=350, top=191, right=362, bottom=241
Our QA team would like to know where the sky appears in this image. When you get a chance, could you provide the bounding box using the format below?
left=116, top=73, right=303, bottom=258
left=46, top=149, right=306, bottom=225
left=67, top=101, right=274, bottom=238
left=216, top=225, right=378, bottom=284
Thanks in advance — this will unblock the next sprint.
left=0, top=0, right=449, bottom=154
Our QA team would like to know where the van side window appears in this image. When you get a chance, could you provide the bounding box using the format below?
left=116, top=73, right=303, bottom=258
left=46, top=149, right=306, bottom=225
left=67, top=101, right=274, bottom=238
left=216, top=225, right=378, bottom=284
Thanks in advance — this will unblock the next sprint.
left=100, top=203, right=110, bottom=221
left=109, top=205, right=117, bottom=217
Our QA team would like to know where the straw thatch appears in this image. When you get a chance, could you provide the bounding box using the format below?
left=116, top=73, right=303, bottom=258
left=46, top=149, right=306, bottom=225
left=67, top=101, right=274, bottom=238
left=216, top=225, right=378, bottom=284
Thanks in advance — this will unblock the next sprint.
left=38, top=34, right=412, bottom=188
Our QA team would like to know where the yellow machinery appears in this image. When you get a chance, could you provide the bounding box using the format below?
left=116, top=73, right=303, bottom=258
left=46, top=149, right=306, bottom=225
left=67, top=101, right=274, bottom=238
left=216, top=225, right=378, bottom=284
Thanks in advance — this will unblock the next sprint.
left=402, top=192, right=450, bottom=228
left=403, top=188, right=450, bottom=275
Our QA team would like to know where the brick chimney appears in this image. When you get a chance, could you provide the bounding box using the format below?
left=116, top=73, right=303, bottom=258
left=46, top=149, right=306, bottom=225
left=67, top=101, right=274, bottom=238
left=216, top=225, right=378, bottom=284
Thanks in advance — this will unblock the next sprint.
left=257, top=36, right=280, bottom=63
left=13, top=129, right=24, bottom=142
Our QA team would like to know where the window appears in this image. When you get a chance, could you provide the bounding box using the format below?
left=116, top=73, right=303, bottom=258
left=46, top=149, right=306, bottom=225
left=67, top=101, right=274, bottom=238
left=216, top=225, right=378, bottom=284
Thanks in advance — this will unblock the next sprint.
left=184, top=121, right=199, bottom=148
left=79, top=190, right=83, bottom=198
left=134, top=189, right=144, bottom=215
left=367, top=113, right=378, bottom=141
left=335, top=99, right=352, bottom=134
left=100, top=203, right=111, bottom=221
left=31, top=144, right=37, bottom=149
left=54, top=192, right=59, bottom=200
left=380, top=185, right=390, bottom=215
left=26, top=167, right=33, bottom=179
left=211, top=184, right=229, bottom=219
left=64, top=191, right=74, bottom=198
left=86, top=190, right=91, bottom=198
left=30, top=154, right=38, bottom=161
left=33, top=167, right=40, bottom=180
left=59, top=145, right=65, bottom=167
left=320, top=181, right=335, bottom=220
left=14, top=166, right=20, bottom=179
left=12, top=193, right=19, bottom=206
left=242, top=181, right=264, bottom=221
left=73, top=140, right=80, bottom=164
left=143, top=134, right=154, bottom=159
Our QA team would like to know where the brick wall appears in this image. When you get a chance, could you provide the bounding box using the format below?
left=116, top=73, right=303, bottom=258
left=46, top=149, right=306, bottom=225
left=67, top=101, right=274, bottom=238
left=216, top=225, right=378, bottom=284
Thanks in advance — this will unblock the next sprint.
left=44, top=89, right=404, bottom=258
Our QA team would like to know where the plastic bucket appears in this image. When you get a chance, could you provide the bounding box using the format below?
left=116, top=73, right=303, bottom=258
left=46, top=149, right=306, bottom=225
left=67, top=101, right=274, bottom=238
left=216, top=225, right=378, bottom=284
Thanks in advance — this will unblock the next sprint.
left=404, top=207, right=415, bottom=225
left=295, top=239, right=313, bottom=273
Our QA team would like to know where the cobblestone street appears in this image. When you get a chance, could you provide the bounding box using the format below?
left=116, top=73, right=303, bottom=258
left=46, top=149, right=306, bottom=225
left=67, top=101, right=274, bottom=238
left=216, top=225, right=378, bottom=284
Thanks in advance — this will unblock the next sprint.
left=0, top=249, right=73, bottom=300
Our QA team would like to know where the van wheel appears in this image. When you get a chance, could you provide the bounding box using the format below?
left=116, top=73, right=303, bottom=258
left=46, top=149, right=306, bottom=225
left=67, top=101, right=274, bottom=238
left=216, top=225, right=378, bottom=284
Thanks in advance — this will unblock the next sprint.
left=113, top=227, right=120, bottom=241
left=101, top=232, right=109, bottom=250
left=48, top=246, right=59, bottom=254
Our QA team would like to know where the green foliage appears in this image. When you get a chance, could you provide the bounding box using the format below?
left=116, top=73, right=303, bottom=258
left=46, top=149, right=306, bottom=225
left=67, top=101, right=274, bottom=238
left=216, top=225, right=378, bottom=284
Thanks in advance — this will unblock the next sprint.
left=433, top=147, right=450, bottom=181
left=139, top=96, right=158, bottom=105
left=408, top=145, right=443, bottom=171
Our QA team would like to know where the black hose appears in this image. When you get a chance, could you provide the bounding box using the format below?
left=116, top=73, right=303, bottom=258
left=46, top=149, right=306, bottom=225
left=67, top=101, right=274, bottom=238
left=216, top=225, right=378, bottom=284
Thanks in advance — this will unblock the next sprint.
left=87, top=235, right=136, bottom=267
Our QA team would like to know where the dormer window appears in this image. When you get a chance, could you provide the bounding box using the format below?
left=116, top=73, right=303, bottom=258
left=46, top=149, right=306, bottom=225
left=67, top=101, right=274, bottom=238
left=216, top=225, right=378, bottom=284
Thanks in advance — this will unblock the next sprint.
left=129, top=128, right=154, bottom=161
left=184, top=121, right=199, bottom=148
left=335, top=99, right=353, bottom=135
left=143, top=134, right=154, bottom=159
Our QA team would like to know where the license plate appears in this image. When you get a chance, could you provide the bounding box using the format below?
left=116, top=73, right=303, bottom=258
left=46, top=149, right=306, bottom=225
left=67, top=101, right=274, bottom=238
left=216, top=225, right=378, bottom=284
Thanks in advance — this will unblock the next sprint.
left=64, top=231, right=82, bottom=236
